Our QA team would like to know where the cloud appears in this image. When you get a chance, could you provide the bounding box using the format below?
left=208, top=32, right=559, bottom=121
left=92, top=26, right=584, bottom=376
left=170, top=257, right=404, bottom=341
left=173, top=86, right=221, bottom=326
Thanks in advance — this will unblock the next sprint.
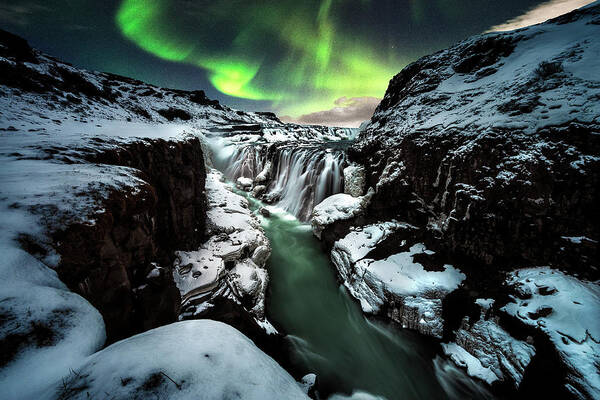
left=487, top=0, right=595, bottom=32
left=0, top=2, right=49, bottom=27
left=280, top=96, right=380, bottom=128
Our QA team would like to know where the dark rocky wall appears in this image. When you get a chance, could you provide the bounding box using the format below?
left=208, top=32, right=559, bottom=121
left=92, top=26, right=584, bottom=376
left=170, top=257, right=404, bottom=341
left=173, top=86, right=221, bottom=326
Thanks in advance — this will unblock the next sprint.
left=54, top=138, right=207, bottom=343
left=348, top=122, right=599, bottom=278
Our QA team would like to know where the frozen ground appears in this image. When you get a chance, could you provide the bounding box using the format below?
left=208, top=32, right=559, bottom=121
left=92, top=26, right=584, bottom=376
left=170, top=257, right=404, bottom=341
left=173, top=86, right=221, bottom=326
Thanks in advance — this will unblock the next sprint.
left=174, top=170, right=274, bottom=330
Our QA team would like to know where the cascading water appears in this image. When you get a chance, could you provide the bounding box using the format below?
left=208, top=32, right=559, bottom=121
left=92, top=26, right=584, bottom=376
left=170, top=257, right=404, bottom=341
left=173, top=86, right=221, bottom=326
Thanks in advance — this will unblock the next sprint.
left=214, top=141, right=349, bottom=221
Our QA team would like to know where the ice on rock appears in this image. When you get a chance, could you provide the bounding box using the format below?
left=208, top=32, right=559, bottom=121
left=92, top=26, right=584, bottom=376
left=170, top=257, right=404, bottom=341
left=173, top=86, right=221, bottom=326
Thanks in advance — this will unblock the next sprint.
left=298, top=373, right=317, bottom=395
left=255, top=161, right=272, bottom=183
left=57, top=320, right=308, bottom=400
left=331, top=223, right=465, bottom=338
left=343, top=164, right=366, bottom=197
left=502, top=267, right=600, bottom=399
left=442, top=343, right=500, bottom=385
left=311, top=188, right=374, bottom=239
left=236, top=176, right=253, bottom=190
left=173, top=170, right=272, bottom=324
left=442, top=299, right=535, bottom=387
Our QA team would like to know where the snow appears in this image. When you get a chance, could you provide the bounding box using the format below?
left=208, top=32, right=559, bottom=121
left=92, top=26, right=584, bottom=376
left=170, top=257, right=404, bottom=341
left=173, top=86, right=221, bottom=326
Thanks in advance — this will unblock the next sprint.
left=361, top=244, right=465, bottom=297
left=173, top=170, right=272, bottom=325
left=299, top=373, right=317, bottom=395
left=332, top=222, right=411, bottom=264
left=432, top=356, right=494, bottom=399
left=561, top=235, right=597, bottom=244
left=57, top=320, right=308, bottom=400
left=328, top=391, right=386, bottom=400
left=0, top=248, right=105, bottom=400
left=442, top=343, right=499, bottom=385
left=502, top=267, right=600, bottom=399
left=236, top=176, right=253, bottom=189
left=475, top=298, right=494, bottom=312
left=331, top=222, right=465, bottom=337
left=311, top=189, right=374, bottom=238
left=442, top=311, right=535, bottom=386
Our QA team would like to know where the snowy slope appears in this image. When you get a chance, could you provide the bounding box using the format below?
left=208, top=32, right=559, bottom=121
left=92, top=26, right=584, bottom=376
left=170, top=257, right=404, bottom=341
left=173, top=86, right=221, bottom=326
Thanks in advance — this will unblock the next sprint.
left=364, top=3, right=600, bottom=141
left=503, top=268, right=600, bottom=398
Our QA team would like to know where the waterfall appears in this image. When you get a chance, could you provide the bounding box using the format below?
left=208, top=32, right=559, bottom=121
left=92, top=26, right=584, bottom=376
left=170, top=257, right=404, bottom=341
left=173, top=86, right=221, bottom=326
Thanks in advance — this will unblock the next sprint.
left=214, top=142, right=348, bottom=221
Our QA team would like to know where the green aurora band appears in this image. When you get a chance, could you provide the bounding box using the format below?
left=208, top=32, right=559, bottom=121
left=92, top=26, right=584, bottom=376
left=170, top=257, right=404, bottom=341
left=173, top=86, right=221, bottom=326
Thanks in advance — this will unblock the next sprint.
left=116, top=0, right=404, bottom=116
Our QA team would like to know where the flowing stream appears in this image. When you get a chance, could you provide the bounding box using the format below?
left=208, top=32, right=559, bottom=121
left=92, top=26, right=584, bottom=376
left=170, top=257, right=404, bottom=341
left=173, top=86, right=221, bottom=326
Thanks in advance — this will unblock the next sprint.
left=235, top=191, right=493, bottom=400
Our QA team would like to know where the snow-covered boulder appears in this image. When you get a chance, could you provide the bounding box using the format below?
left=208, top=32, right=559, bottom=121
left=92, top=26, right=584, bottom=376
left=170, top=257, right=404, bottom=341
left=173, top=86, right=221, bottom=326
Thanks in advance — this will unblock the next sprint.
left=331, top=222, right=465, bottom=338
left=55, top=320, right=308, bottom=400
left=343, top=164, right=366, bottom=197
left=0, top=249, right=106, bottom=400
left=502, top=268, right=600, bottom=399
left=236, top=176, right=254, bottom=191
left=298, top=373, right=317, bottom=396
left=311, top=189, right=373, bottom=239
left=442, top=299, right=535, bottom=387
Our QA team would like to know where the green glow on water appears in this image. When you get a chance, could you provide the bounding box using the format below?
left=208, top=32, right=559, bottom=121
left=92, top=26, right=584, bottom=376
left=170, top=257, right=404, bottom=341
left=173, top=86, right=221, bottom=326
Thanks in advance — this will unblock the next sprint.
left=261, top=212, right=446, bottom=398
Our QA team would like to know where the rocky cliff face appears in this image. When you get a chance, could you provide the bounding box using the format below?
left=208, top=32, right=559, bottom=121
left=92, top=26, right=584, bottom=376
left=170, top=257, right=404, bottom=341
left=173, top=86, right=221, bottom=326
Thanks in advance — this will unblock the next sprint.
left=0, top=25, right=340, bottom=343
left=315, top=4, right=599, bottom=398
left=350, top=6, right=599, bottom=276
left=53, top=137, right=206, bottom=342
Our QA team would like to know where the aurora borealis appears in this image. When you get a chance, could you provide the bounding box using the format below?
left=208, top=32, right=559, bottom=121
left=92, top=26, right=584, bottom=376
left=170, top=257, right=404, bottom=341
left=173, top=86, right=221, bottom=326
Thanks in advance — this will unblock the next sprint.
left=114, top=0, right=400, bottom=118
left=0, top=0, right=585, bottom=125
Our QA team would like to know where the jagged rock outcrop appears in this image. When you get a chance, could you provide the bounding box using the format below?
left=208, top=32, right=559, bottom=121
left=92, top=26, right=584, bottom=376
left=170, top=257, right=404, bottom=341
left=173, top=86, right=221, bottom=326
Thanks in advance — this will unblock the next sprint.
left=442, top=299, right=536, bottom=388
left=329, top=222, right=465, bottom=338
left=502, top=268, right=600, bottom=399
left=315, top=4, right=599, bottom=397
left=173, top=170, right=275, bottom=335
left=311, top=189, right=373, bottom=239
left=348, top=6, right=599, bottom=276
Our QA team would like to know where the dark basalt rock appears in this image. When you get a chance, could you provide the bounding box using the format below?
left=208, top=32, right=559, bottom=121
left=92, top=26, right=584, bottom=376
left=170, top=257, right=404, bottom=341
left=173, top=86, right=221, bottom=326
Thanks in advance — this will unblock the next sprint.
left=0, top=28, right=38, bottom=63
left=189, top=89, right=222, bottom=108
left=453, top=36, right=516, bottom=74
left=157, top=107, right=192, bottom=121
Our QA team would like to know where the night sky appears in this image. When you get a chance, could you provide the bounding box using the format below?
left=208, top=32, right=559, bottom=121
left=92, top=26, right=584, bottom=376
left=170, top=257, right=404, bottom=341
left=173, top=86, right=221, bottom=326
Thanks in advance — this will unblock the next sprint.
left=0, top=0, right=589, bottom=126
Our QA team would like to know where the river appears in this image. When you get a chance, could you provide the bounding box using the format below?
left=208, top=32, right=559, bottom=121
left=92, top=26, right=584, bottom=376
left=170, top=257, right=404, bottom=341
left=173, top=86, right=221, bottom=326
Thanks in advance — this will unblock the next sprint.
left=236, top=189, right=493, bottom=400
